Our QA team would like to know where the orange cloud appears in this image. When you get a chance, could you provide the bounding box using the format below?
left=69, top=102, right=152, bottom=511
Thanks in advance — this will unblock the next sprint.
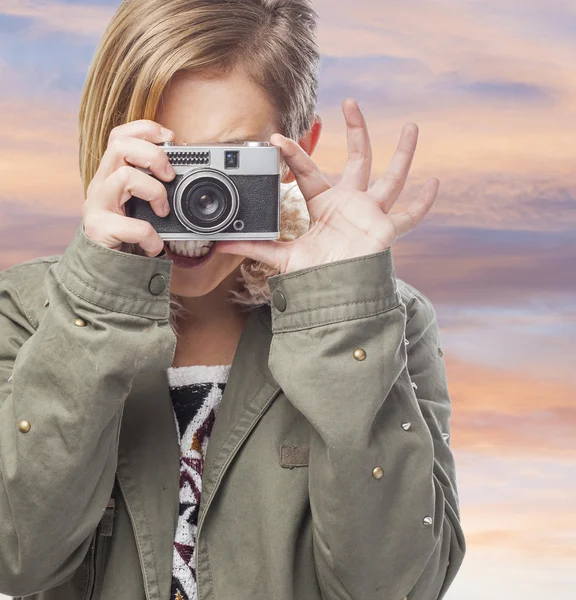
left=0, top=96, right=83, bottom=212
left=461, top=498, right=576, bottom=560
left=445, top=354, right=576, bottom=459
left=314, top=106, right=576, bottom=177
left=465, top=525, right=576, bottom=559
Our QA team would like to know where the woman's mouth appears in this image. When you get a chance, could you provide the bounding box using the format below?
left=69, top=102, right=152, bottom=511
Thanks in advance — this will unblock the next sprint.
left=163, top=239, right=218, bottom=269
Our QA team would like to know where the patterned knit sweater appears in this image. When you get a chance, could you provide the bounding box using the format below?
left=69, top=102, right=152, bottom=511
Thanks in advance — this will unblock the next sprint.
left=166, top=364, right=232, bottom=600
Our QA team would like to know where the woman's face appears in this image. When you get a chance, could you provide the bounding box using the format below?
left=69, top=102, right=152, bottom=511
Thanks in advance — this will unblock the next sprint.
left=155, top=68, right=287, bottom=299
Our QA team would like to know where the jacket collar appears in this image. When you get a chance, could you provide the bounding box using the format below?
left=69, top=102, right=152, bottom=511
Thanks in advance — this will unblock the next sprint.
left=116, top=303, right=280, bottom=600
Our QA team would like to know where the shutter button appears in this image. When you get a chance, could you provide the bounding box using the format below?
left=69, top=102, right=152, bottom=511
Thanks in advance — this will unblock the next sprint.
left=272, top=290, right=287, bottom=312
left=149, top=274, right=167, bottom=295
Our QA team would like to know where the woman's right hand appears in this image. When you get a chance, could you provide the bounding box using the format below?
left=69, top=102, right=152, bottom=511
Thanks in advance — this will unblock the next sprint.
left=82, top=119, right=176, bottom=257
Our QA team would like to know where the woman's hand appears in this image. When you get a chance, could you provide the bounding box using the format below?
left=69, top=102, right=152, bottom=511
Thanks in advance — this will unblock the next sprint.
left=213, top=98, right=439, bottom=273
left=82, top=119, right=176, bottom=257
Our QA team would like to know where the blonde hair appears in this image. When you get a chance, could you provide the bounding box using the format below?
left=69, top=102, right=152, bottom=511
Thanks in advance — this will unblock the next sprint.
left=78, top=0, right=320, bottom=329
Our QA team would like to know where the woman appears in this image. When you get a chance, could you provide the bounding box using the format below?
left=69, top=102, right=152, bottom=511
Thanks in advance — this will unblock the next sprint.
left=0, top=1, right=466, bottom=599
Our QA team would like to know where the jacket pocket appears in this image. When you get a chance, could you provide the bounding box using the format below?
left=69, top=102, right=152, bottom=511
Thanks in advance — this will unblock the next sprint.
left=85, top=496, right=115, bottom=599
left=279, top=444, right=310, bottom=468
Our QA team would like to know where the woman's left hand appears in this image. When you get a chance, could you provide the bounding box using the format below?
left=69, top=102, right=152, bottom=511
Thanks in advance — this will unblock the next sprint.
left=212, top=98, right=440, bottom=274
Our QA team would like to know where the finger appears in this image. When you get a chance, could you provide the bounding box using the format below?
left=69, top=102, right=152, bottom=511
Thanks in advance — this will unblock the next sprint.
left=389, top=177, right=439, bottom=238
left=90, top=165, right=170, bottom=218
left=83, top=210, right=165, bottom=257
left=338, top=98, right=372, bottom=191
left=90, top=120, right=174, bottom=188
left=93, top=136, right=176, bottom=190
left=269, top=134, right=331, bottom=202
left=368, top=122, right=419, bottom=212
left=213, top=239, right=292, bottom=272
left=108, top=119, right=174, bottom=144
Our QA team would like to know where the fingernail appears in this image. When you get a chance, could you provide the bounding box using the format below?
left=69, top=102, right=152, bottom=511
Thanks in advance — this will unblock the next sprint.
left=163, top=203, right=170, bottom=216
left=270, top=134, right=284, bottom=146
left=161, top=127, right=174, bottom=138
left=165, top=164, right=175, bottom=178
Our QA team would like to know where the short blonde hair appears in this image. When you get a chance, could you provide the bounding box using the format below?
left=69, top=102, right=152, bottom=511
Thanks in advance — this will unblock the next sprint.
left=78, top=0, right=320, bottom=328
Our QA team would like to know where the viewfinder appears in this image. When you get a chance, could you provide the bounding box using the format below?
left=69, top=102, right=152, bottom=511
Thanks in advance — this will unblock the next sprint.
left=224, top=150, right=239, bottom=169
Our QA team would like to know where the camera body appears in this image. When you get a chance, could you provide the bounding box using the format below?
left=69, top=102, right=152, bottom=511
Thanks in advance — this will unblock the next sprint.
left=125, top=141, right=281, bottom=240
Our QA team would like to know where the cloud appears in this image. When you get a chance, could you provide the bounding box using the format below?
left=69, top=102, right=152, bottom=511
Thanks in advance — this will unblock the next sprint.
left=427, top=76, right=555, bottom=105
left=0, top=201, right=80, bottom=271
left=0, top=0, right=113, bottom=38
left=313, top=0, right=576, bottom=183
left=0, top=8, right=106, bottom=98
left=425, top=174, right=576, bottom=230
left=0, top=95, right=84, bottom=212
left=314, top=101, right=576, bottom=178
left=465, top=521, right=576, bottom=559
left=444, top=355, right=576, bottom=459
left=314, top=0, right=576, bottom=80
left=318, top=55, right=559, bottom=114
left=394, top=220, right=576, bottom=304
left=434, top=305, right=576, bottom=382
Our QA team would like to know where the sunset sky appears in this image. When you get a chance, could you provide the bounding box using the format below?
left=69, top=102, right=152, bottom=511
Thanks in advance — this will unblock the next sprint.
left=1, top=0, right=575, bottom=598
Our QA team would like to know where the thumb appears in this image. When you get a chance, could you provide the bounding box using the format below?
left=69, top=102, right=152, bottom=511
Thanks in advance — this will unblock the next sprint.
left=213, top=239, right=292, bottom=272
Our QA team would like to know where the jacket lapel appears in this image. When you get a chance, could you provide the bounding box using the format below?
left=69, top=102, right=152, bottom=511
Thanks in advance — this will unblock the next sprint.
left=116, top=368, right=180, bottom=600
left=196, top=304, right=280, bottom=535
left=115, top=303, right=280, bottom=600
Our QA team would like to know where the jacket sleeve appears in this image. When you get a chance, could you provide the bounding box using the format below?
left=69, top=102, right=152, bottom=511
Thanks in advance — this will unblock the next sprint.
left=266, top=247, right=466, bottom=600
left=0, top=224, right=176, bottom=597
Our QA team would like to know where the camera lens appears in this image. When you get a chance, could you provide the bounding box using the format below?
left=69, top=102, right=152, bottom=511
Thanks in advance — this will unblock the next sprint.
left=225, top=151, right=239, bottom=169
left=196, top=193, right=219, bottom=216
left=183, top=179, right=228, bottom=223
left=174, top=171, right=239, bottom=233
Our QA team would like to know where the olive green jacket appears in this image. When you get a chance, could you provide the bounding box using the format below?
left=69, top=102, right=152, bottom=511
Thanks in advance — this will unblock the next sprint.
left=0, top=224, right=466, bottom=600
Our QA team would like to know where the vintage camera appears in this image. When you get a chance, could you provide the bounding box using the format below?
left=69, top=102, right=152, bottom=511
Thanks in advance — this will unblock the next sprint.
left=125, top=141, right=281, bottom=240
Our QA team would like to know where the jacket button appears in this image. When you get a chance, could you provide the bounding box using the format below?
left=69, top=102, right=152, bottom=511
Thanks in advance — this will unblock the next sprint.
left=74, top=317, right=87, bottom=327
left=423, top=516, right=433, bottom=526
left=272, top=290, right=287, bottom=312
left=372, top=466, right=384, bottom=479
left=438, top=346, right=444, bottom=357
left=353, top=348, right=366, bottom=361
left=149, top=274, right=167, bottom=295
left=18, top=420, right=31, bottom=433
left=401, top=422, right=411, bottom=431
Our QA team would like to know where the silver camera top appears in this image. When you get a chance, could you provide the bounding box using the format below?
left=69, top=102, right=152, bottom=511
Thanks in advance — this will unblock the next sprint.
left=152, top=140, right=279, bottom=176
left=160, top=140, right=270, bottom=147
